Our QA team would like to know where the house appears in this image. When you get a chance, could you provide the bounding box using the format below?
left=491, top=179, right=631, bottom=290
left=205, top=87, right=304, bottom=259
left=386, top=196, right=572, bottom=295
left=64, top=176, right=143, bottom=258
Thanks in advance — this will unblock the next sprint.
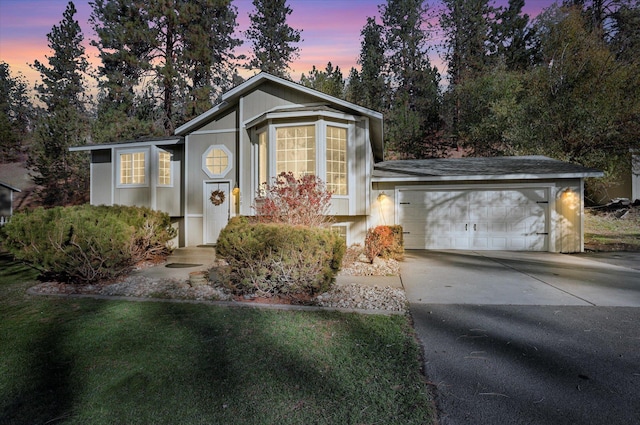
left=0, top=180, right=21, bottom=225
left=71, top=72, right=603, bottom=253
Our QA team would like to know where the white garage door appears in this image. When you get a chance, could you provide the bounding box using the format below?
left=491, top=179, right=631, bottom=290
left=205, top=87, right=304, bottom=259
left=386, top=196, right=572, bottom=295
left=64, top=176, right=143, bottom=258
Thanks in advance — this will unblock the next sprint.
left=398, top=188, right=549, bottom=251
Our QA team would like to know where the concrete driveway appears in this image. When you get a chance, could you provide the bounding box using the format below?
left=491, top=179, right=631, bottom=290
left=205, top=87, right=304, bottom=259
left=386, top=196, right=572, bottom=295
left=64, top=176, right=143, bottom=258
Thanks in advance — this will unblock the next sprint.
left=402, top=250, right=640, bottom=306
left=402, top=251, right=640, bottom=425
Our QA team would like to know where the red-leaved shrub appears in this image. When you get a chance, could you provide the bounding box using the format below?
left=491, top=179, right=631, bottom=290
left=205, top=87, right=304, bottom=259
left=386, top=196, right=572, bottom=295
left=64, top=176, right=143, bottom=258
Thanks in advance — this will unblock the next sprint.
left=253, top=172, right=333, bottom=228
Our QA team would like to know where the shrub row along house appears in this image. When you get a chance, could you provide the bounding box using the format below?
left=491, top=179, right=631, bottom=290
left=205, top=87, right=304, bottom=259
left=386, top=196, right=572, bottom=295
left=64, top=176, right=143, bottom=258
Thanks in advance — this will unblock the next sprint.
left=72, top=73, right=602, bottom=253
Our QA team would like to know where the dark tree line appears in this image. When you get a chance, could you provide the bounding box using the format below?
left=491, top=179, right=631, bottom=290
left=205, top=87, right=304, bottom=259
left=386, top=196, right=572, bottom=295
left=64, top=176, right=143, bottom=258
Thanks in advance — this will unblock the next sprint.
left=1, top=0, right=639, bottom=206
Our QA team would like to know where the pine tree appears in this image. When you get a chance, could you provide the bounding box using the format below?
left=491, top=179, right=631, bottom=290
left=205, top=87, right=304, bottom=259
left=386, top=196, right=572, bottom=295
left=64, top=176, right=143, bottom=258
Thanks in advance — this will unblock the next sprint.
left=0, top=62, right=31, bottom=162
left=90, top=0, right=242, bottom=134
left=245, top=0, right=302, bottom=78
left=344, top=67, right=364, bottom=106
left=300, top=62, right=345, bottom=98
left=440, top=0, right=494, bottom=87
left=490, top=0, right=535, bottom=70
left=181, top=0, right=243, bottom=119
left=379, top=0, right=442, bottom=158
left=610, top=2, right=640, bottom=63
left=29, top=1, right=90, bottom=206
left=357, top=17, right=386, bottom=112
left=89, top=0, right=158, bottom=143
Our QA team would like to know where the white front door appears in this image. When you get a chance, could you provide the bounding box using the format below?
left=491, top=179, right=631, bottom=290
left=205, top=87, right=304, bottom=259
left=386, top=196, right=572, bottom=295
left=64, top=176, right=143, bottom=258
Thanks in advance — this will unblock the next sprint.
left=204, top=182, right=230, bottom=245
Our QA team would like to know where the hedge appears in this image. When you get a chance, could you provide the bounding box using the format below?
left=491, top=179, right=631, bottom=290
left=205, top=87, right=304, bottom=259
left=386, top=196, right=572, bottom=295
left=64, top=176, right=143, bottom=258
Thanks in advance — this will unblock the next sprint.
left=1, top=205, right=176, bottom=283
left=216, top=217, right=345, bottom=296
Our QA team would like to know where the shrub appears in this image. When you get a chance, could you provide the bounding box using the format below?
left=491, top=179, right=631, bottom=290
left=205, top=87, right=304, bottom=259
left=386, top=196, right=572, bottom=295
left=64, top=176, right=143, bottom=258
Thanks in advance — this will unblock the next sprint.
left=1, top=205, right=176, bottom=283
left=365, top=225, right=404, bottom=263
left=254, top=172, right=333, bottom=228
left=216, top=219, right=345, bottom=296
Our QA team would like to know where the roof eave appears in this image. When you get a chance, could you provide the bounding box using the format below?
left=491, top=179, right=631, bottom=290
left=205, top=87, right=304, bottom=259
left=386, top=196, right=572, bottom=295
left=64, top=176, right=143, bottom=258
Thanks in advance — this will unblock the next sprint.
left=0, top=182, right=21, bottom=192
left=372, top=172, right=605, bottom=183
left=70, top=138, right=184, bottom=152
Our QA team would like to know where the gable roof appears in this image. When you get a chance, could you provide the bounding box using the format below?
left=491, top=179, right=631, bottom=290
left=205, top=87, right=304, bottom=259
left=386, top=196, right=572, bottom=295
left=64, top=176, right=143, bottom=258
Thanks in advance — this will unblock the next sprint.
left=373, top=156, right=604, bottom=182
left=175, top=72, right=385, bottom=162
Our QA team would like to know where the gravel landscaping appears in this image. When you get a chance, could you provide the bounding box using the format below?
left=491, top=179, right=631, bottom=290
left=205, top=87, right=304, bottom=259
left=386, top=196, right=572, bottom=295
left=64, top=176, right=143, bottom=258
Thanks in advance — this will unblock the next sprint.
left=29, top=245, right=408, bottom=313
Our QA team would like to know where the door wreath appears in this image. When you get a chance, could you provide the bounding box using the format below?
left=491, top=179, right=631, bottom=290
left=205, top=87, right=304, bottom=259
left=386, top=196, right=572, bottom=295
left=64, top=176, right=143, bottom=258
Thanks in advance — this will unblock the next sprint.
left=209, top=189, right=226, bottom=206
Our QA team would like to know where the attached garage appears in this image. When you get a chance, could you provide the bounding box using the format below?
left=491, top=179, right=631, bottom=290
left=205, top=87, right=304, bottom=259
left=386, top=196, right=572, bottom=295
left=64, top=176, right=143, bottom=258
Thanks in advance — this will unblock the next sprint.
left=372, top=156, right=603, bottom=253
left=398, top=186, right=549, bottom=250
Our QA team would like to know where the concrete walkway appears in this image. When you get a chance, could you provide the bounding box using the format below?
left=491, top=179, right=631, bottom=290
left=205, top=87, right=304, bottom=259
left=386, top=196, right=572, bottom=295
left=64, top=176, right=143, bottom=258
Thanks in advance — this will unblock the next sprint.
left=131, top=246, right=217, bottom=280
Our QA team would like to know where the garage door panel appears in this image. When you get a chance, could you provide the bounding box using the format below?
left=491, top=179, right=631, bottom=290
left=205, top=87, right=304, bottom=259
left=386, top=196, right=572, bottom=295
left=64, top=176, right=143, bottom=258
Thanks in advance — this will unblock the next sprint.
left=399, top=188, right=549, bottom=251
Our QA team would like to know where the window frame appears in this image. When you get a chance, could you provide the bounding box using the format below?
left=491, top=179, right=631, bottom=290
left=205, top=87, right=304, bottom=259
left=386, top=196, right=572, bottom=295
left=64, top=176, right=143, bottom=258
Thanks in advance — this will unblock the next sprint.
left=202, top=144, right=232, bottom=178
left=157, top=148, right=174, bottom=187
left=325, top=124, right=349, bottom=197
left=257, top=120, right=351, bottom=198
left=272, top=123, right=317, bottom=178
left=116, top=148, right=149, bottom=188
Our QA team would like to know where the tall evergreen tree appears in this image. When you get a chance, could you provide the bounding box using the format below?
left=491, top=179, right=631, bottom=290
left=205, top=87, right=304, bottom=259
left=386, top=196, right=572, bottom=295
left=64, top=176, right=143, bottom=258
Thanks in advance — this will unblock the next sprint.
left=29, top=1, right=90, bottom=206
left=181, top=0, right=243, bottom=119
left=89, top=0, right=158, bottom=143
left=0, top=62, right=32, bottom=162
left=380, top=0, right=441, bottom=158
left=244, top=0, right=302, bottom=78
left=440, top=0, right=494, bottom=144
left=300, top=62, right=345, bottom=98
left=90, top=0, right=242, bottom=135
left=610, top=2, right=640, bottom=63
left=490, top=0, right=535, bottom=70
left=440, top=0, right=494, bottom=87
left=356, top=17, right=386, bottom=112
left=344, top=67, right=364, bottom=106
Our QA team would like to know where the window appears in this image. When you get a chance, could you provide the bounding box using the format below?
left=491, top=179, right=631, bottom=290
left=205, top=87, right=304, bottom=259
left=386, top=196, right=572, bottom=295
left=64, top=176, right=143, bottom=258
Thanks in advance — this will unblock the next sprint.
left=202, top=145, right=232, bottom=178
left=259, top=131, right=267, bottom=186
left=276, top=125, right=315, bottom=177
left=158, top=150, right=172, bottom=186
left=326, top=126, right=347, bottom=195
left=119, top=151, right=146, bottom=185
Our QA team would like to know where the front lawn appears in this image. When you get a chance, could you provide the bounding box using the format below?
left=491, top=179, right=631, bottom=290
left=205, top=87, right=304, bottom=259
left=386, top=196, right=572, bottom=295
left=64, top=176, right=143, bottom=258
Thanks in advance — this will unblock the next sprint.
left=0, top=253, right=435, bottom=425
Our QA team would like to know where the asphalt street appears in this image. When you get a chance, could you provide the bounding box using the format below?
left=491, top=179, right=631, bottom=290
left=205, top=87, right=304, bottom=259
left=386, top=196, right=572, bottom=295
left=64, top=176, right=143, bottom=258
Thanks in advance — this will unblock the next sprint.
left=402, top=251, right=640, bottom=425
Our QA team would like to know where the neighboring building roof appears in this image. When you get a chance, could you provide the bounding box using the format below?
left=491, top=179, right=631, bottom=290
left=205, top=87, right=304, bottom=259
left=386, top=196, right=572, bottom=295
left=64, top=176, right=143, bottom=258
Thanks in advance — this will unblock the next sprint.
left=70, top=136, right=184, bottom=152
left=0, top=181, right=21, bottom=192
left=175, top=72, right=385, bottom=162
left=373, top=156, right=604, bottom=182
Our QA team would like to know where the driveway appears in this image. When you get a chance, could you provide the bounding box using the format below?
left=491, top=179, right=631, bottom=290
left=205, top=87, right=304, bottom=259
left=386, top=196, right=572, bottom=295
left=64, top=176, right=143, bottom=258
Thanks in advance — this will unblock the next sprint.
left=402, top=251, right=640, bottom=425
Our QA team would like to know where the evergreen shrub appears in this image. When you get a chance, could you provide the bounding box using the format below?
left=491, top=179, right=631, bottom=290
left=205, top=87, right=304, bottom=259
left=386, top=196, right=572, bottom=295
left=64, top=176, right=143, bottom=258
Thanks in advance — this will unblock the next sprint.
left=1, top=205, right=176, bottom=283
left=216, top=219, right=345, bottom=296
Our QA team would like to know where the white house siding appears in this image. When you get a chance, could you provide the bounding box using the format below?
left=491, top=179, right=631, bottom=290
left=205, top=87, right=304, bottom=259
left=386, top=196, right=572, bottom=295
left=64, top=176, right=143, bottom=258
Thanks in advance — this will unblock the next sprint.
left=241, top=81, right=317, bottom=121
left=90, top=150, right=112, bottom=206
left=185, top=131, right=237, bottom=246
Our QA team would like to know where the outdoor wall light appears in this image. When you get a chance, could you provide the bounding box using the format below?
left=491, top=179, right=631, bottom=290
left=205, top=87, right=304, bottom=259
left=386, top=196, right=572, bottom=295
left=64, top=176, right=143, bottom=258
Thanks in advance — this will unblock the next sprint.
left=377, top=191, right=387, bottom=201
left=232, top=184, right=240, bottom=196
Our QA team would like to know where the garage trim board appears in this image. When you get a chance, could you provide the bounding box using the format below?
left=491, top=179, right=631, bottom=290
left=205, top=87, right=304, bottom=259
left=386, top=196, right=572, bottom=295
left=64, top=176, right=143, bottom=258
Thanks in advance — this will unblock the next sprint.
left=396, top=184, right=554, bottom=251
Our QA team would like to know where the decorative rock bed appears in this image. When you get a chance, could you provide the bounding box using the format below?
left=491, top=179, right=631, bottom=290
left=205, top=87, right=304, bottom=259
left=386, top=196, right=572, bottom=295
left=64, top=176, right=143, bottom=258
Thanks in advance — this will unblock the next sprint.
left=29, top=245, right=407, bottom=313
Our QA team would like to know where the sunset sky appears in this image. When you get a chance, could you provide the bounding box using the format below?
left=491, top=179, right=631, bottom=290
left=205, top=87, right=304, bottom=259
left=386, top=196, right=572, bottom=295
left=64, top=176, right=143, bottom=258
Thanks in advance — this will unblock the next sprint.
left=0, top=0, right=557, bottom=91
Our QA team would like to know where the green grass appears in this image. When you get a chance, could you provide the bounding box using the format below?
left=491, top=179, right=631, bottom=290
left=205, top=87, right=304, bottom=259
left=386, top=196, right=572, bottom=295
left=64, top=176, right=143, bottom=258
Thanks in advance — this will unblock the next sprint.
left=584, top=209, right=640, bottom=250
left=0, top=253, right=435, bottom=425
